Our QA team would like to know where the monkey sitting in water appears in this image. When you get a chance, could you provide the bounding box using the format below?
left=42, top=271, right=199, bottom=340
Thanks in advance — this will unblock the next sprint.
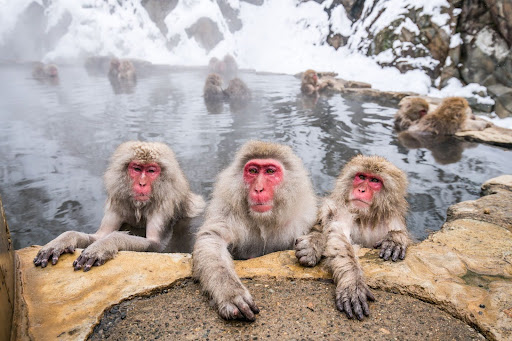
left=203, top=73, right=252, bottom=104
left=395, top=96, right=491, bottom=134
left=300, top=69, right=334, bottom=96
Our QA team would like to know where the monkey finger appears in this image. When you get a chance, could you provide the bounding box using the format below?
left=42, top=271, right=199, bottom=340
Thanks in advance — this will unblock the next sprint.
left=51, top=252, right=62, bottom=265
left=382, top=247, right=393, bottom=261
left=73, top=255, right=87, bottom=270
left=82, top=257, right=98, bottom=272
left=352, top=299, right=364, bottom=320
left=400, top=247, right=407, bottom=260
left=343, top=300, right=354, bottom=319
left=361, top=298, right=370, bottom=317
left=366, top=288, right=376, bottom=302
left=391, top=246, right=401, bottom=262
left=235, top=302, right=256, bottom=321
left=335, top=298, right=344, bottom=313
left=246, top=298, right=260, bottom=315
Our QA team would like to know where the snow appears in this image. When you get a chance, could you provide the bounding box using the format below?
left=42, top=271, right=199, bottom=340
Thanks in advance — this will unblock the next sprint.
left=0, top=0, right=509, bottom=127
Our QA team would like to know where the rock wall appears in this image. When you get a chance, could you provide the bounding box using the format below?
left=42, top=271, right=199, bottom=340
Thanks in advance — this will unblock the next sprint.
left=0, top=195, right=15, bottom=341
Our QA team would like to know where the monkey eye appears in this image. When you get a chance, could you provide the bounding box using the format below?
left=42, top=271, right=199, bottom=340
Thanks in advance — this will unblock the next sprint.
left=266, top=168, right=275, bottom=174
left=358, top=174, right=366, bottom=180
left=370, top=177, right=380, bottom=183
left=248, top=168, right=258, bottom=174
left=133, top=166, right=142, bottom=172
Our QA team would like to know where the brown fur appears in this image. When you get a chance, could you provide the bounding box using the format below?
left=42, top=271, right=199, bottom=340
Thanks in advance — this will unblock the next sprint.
left=394, top=97, right=429, bottom=131
left=224, top=78, right=251, bottom=102
left=203, top=73, right=225, bottom=101
left=193, top=140, right=317, bottom=321
left=34, top=141, right=205, bottom=271
left=295, top=155, right=410, bottom=320
left=406, top=97, right=490, bottom=135
left=108, top=58, right=136, bottom=81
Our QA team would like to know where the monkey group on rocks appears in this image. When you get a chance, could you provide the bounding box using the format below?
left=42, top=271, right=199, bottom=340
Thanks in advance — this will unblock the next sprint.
left=33, top=65, right=494, bottom=323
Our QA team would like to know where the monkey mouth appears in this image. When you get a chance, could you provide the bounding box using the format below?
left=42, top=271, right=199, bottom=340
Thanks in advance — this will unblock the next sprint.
left=351, top=199, right=371, bottom=207
left=249, top=202, right=273, bottom=213
left=134, top=194, right=150, bottom=202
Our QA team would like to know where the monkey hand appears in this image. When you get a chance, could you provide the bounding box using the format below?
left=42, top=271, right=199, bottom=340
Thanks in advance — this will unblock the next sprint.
left=73, top=239, right=117, bottom=272
left=216, top=284, right=260, bottom=321
left=335, top=277, right=375, bottom=320
left=33, top=231, right=78, bottom=268
left=295, top=232, right=325, bottom=267
left=374, top=231, right=408, bottom=262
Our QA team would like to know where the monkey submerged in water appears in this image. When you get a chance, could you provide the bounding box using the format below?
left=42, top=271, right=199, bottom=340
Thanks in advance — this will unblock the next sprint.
left=34, top=141, right=205, bottom=271
left=296, top=155, right=410, bottom=320
left=193, top=140, right=317, bottom=321
left=395, top=96, right=490, bottom=134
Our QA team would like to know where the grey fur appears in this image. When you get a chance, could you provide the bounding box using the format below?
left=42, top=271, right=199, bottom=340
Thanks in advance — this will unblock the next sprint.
left=34, top=141, right=205, bottom=271
left=193, top=140, right=317, bottom=321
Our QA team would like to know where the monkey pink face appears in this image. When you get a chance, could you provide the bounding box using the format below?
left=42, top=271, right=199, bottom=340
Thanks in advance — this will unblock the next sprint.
left=128, top=161, right=161, bottom=201
left=419, top=109, right=427, bottom=118
left=243, top=159, right=284, bottom=213
left=351, top=172, right=383, bottom=208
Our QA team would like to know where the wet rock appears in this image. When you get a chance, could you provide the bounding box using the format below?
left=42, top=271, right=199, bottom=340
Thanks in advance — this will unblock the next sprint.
left=0, top=196, right=15, bottom=341
left=456, top=125, right=512, bottom=148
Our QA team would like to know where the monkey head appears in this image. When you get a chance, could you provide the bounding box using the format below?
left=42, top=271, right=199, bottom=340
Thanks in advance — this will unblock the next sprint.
left=398, top=97, right=429, bottom=121
left=302, top=69, right=318, bottom=85
left=335, top=155, right=408, bottom=224
left=128, top=161, right=161, bottom=201
left=45, top=64, right=59, bottom=78
left=104, top=141, right=184, bottom=205
left=243, top=158, right=284, bottom=213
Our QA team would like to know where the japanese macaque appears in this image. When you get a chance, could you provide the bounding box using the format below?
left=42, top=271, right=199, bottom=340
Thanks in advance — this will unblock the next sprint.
left=398, top=97, right=491, bottom=134
left=32, top=62, right=59, bottom=83
left=108, top=58, right=137, bottom=94
left=208, top=54, right=238, bottom=80
left=394, top=97, right=429, bottom=131
left=34, top=141, right=205, bottom=271
left=224, top=78, right=252, bottom=102
left=300, top=69, right=331, bottom=96
left=109, top=58, right=136, bottom=82
left=203, top=73, right=225, bottom=101
left=295, top=155, right=410, bottom=320
left=193, top=141, right=317, bottom=321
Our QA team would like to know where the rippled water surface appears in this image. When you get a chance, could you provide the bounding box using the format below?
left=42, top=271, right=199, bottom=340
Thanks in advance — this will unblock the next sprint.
left=1, top=64, right=511, bottom=250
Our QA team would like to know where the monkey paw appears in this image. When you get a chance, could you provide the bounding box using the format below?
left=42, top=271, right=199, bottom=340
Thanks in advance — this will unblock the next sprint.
left=374, top=233, right=408, bottom=262
left=73, top=241, right=117, bottom=272
left=33, top=244, right=75, bottom=268
left=335, top=279, right=375, bottom=320
left=217, top=288, right=260, bottom=321
left=294, top=233, right=324, bottom=267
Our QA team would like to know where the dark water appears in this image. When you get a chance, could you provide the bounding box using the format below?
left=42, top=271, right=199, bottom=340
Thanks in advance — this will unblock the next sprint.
left=0, top=64, right=510, bottom=250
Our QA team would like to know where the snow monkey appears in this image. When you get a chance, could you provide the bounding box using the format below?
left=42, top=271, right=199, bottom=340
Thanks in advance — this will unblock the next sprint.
left=193, top=140, right=317, bottom=321
left=203, top=73, right=225, bottom=101
left=295, top=155, right=410, bottom=320
left=394, top=97, right=429, bottom=131
left=108, top=58, right=136, bottom=82
left=34, top=141, right=205, bottom=271
left=300, top=69, right=331, bottom=96
left=224, top=78, right=252, bottom=102
left=396, top=97, right=490, bottom=134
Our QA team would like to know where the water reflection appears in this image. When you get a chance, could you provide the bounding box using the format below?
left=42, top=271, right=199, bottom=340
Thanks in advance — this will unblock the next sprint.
left=0, top=64, right=511, bottom=250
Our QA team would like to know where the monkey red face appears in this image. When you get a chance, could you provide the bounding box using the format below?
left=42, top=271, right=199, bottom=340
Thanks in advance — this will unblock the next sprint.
left=243, top=159, right=284, bottom=213
left=351, top=172, right=383, bottom=208
left=419, top=109, right=427, bottom=118
left=128, top=161, right=161, bottom=201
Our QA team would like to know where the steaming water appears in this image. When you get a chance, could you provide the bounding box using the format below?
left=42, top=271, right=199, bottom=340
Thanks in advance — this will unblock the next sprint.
left=0, top=64, right=511, bottom=251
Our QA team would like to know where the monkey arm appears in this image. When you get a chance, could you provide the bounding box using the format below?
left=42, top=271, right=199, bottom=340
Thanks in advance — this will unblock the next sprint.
left=374, top=218, right=410, bottom=262
left=72, top=212, right=169, bottom=272
left=33, top=230, right=98, bottom=268
left=192, top=222, right=260, bottom=321
left=324, top=221, right=375, bottom=320
left=295, top=223, right=325, bottom=266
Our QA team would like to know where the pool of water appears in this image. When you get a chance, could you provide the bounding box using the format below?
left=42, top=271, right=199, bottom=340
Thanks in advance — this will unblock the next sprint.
left=0, top=63, right=510, bottom=250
